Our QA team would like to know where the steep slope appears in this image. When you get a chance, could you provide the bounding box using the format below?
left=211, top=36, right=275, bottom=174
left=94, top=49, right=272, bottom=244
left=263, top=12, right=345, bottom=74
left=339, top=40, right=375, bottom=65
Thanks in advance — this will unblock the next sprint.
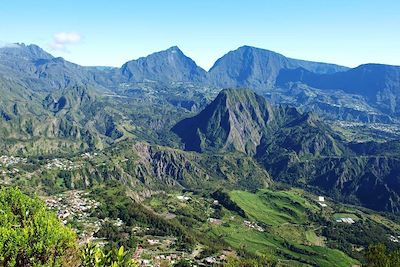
left=0, top=81, right=127, bottom=155
left=120, top=46, right=207, bottom=83
left=173, top=89, right=346, bottom=157
left=173, top=89, right=274, bottom=154
left=208, top=45, right=348, bottom=89
left=173, top=89, right=400, bottom=212
left=277, top=64, right=400, bottom=117
left=0, top=43, right=104, bottom=92
left=8, top=141, right=271, bottom=194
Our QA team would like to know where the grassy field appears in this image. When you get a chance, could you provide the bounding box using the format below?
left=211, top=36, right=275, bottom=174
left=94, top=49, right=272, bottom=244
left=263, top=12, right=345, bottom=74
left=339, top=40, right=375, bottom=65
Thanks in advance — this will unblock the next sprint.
left=229, top=189, right=317, bottom=226
left=333, top=213, right=360, bottom=221
left=143, top=188, right=400, bottom=266
left=209, top=189, right=359, bottom=267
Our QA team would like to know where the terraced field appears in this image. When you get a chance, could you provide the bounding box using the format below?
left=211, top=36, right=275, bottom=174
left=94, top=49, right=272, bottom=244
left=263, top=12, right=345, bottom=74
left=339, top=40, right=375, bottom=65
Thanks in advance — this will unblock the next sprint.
left=210, top=189, right=359, bottom=266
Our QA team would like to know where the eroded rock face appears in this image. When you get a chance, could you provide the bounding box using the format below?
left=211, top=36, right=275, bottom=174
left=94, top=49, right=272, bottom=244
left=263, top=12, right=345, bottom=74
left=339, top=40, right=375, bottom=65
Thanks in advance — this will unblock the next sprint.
left=58, top=141, right=271, bottom=193
left=132, top=142, right=208, bottom=187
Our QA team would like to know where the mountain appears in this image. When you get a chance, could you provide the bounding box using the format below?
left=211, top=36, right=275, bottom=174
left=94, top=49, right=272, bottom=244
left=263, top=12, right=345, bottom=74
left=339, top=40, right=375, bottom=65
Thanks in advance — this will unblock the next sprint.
left=1, top=43, right=400, bottom=157
left=173, top=89, right=274, bottom=154
left=0, top=43, right=111, bottom=93
left=173, top=89, right=400, bottom=212
left=173, top=88, right=346, bottom=157
left=277, top=64, right=400, bottom=116
left=208, top=45, right=348, bottom=89
left=0, top=44, right=215, bottom=155
left=120, top=46, right=207, bottom=83
left=0, top=43, right=53, bottom=62
left=4, top=43, right=399, bottom=124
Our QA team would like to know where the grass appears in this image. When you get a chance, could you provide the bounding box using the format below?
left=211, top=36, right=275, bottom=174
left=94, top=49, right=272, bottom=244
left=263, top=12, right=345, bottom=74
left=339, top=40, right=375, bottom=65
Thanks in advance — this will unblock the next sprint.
left=333, top=213, right=360, bottom=221
left=210, top=189, right=360, bottom=267
left=211, top=220, right=357, bottom=267
left=144, top=188, right=361, bottom=266
left=229, top=189, right=316, bottom=226
left=305, top=230, right=325, bottom=246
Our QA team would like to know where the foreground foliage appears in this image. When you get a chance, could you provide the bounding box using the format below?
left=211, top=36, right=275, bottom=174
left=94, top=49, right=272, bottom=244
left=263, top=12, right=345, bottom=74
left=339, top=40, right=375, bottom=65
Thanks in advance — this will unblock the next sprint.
left=365, top=243, right=400, bottom=267
left=0, top=187, right=79, bottom=266
left=81, top=244, right=139, bottom=267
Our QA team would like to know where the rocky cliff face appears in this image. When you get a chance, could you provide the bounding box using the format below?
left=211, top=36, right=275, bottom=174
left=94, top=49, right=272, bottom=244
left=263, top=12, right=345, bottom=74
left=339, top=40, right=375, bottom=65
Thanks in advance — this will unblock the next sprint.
left=173, top=89, right=346, bottom=157
left=57, top=142, right=271, bottom=192
left=173, top=88, right=275, bottom=154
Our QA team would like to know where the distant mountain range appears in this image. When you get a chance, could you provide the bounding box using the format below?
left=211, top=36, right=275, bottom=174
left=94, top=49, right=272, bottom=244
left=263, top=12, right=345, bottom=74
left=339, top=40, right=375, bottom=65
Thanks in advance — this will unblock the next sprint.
left=2, top=43, right=399, bottom=123
left=1, top=43, right=400, bottom=213
left=0, top=43, right=399, bottom=154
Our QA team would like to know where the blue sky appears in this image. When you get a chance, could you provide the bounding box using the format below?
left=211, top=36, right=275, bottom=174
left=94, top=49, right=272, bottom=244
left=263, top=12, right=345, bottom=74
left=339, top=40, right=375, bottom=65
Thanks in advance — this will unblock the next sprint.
left=1, top=0, right=399, bottom=69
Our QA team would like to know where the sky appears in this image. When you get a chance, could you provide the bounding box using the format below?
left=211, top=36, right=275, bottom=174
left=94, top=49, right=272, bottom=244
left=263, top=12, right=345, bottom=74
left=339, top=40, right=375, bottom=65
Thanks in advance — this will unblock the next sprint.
left=0, top=0, right=399, bottom=70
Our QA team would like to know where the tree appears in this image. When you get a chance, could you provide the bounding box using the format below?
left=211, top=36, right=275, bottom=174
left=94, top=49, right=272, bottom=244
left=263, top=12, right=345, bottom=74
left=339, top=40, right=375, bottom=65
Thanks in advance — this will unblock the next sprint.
left=80, top=244, right=139, bottom=267
left=0, top=187, right=79, bottom=266
left=173, top=259, right=192, bottom=267
left=364, top=243, right=400, bottom=267
left=224, top=256, right=273, bottom=267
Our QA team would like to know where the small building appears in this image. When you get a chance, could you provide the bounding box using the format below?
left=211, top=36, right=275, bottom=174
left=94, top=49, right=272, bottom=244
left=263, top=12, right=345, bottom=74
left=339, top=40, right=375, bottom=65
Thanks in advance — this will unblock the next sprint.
left=177, top=195, right=190, bottom=201
left=336, top=217, right=355, bottom=224
left=318, top=196, right=325, bottom=202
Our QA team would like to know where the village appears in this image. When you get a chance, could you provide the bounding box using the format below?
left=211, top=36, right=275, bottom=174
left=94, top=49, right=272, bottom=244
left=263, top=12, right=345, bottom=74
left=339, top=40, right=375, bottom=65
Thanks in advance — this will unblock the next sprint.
left=0, top=155, right=27, bottom=176
left=44, top=190, right=103, bottom=244
left=45, top=158, right=82, bottom=171
left=0, top=155, right=27, bottom=167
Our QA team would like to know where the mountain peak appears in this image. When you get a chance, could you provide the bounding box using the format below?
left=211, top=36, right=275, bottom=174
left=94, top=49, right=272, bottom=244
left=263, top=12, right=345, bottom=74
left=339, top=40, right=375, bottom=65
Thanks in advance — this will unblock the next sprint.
left=173, top=88, right=346, bottom=158
left=236, top=45, right=274, bottom=54
left=165, top=45, right=181, bottom=52
left=0, top=43, right=53, bottom=61
left=208, top=45, right=348, bottom=89
left=173, top=88, right=275, bottom=154
left=120, top=46, right=206, bottom=83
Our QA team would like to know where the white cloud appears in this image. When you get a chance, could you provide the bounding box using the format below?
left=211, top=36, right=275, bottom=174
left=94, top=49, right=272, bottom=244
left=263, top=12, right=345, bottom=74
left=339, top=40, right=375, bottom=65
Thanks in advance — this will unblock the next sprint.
left=49, top=32, right=82, bottom=52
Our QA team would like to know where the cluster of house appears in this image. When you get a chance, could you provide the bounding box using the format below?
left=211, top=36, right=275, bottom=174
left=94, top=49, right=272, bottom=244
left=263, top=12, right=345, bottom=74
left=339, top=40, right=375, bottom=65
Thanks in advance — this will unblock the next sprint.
left=243, top=220, right=265, bottom=232
left=0, top=155, right=27, bottom=167
left=45, top=158, right=81, bottom=171
left=207, top=218, right=223, bottom=225
left=80, top=152, right=98, bottom=159
left=133, top=226, right=150, bottom=233
left=135, top=238, right=184, bottom=266
left=388, top=235, right=400, bottom=243
left=0, top=168, right=19, bottom=176
left=138, top=252, right=229, bottom=267
left=45, top=191, right=98, bottom=222
left=139, top=254, right=184, bottom=267
left=335, top=217, right=355, bottom=224
left=44, top=190, right=102, bottom=243
left=203, top=255, right=228, bottom=265
left=0, top=155, right=26, bottom=176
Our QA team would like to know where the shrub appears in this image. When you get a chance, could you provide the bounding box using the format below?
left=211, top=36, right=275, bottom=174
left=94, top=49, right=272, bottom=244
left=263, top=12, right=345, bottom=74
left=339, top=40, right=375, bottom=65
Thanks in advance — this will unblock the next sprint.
left=0, top=187, right=79, bottom=266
